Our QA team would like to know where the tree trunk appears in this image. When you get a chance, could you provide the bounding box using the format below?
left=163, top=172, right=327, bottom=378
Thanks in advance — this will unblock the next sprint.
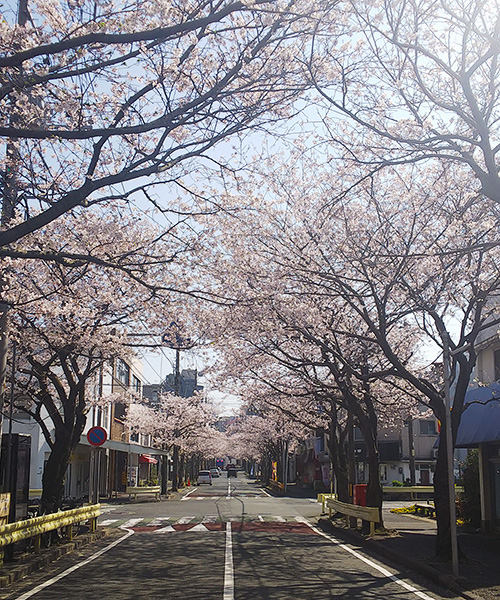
left=433, top=435, right=456, bottom=560
left=327, top=426, right=349, bottom=502
left=172, top=444, right=179, bottom=491
left=41, top=436, right=71, bottom=513
left=365, top=442, right=383, bottom=526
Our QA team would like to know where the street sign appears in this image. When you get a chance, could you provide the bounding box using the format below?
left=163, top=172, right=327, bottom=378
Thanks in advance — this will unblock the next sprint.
left=87, top=426, right=107, bottom=447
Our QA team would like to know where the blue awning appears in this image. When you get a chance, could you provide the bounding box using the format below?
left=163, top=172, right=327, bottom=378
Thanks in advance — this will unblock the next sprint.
left=456, top=383, right=500, bottom=448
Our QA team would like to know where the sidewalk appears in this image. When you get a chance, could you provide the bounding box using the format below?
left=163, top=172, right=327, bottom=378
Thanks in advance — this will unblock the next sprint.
left=318, top=501, right=500, bottom=600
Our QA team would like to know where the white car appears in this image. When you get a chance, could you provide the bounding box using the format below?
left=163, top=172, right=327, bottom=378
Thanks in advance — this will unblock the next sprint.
left=210, top=468, right=220, bottom=478
left=197, top=470, right=212, bottom=485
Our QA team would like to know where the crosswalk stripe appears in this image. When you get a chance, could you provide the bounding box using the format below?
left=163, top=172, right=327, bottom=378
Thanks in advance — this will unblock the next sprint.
left=202, top=515, right=218, bottom=523
left=149, top=517, right=171, bottom=526
left=99, top=515, right=310, bottom=529
left=177, top=516, right=195, bottom=524
left=99, top=519, right=119, bottom=526
left=122, top=518, right=143, bottom=528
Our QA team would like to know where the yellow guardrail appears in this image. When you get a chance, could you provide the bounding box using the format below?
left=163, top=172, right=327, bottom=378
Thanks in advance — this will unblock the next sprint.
left=382, top=486, right=463, bottom=499
left=268, top=480, right=285, bottom=494
left=326, top=497, right=381, bottom=536
left=0, top=504, right=100, bottom=561
left=317, top=493, right=336, bottom=513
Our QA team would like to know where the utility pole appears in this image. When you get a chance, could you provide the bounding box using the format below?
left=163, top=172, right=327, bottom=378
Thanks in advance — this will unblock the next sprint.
left=408, top=418, right=416, bottom=486
left=161, top=322, right=194, bottom=493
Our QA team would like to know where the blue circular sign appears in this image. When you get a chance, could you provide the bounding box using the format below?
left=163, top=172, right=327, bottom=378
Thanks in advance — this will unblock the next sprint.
left=87, top=426, right=107, bottom=447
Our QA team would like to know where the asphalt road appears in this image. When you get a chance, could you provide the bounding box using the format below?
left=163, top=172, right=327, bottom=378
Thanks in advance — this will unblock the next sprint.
left=1, top=474, right=462, bottom=600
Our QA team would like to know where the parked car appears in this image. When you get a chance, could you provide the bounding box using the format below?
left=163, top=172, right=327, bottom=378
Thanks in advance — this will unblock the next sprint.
left=210, top=468, right=220, bottom=478
left=197, top=470, right=212, bottom=485
left=227, top=467, right=237, bottom=478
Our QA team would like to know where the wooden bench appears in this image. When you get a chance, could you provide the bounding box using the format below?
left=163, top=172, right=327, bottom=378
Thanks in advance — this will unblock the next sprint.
left=126, top=486, right=161, bottom=501
left=326, top=497, right=381, bottom=536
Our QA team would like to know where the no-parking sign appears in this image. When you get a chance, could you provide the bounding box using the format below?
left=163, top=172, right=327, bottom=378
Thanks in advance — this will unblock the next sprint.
left=87, top=426, right=107, bottom=447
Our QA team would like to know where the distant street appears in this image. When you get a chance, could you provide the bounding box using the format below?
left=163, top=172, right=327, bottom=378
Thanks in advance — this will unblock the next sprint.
left=2, top=474, right=461, bottom=600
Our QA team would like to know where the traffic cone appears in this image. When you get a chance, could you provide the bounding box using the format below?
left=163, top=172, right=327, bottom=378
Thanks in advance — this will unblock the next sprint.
left=187, top=478, right=190, bottom=487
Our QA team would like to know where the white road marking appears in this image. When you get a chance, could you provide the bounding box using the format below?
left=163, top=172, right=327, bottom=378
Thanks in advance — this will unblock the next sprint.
left=271, top=515, right=286, bottom=522
left=302, top=518, right=436, bottom=600
left=154, top=525, right=175, bottom=533
left=181, top=488, right=197, bottom=501
left=99, top=519, right=119, bottom=526
left=227, top=481, right=232, bottom=499
left=149, top=517, right=171, bottom=526
left=13, top=529, right=134, bottom=600
left=177, top=516, right=195, bottom=524
left=99, top=505, right=124, bottom=513
left=121, top=518, right=143, bottom=528
left=223, top=522, right=234, bottom=600
left=189, top=523, right=210, bottom=532
left=258, top=515, right=264, bottom=522
left=202, top=515, right=218, bottom=523
left=259, top=488, right=271, bottom=497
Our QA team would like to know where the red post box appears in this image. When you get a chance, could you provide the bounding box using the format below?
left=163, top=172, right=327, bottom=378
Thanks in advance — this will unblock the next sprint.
left=353, top=484, right=367, bottom=506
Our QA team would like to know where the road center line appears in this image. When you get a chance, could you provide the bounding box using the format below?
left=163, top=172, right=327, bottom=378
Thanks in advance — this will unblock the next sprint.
left=226, top=480, right=231, bottom=499
left=223, top=522, right=234, bottom=600
left=302, top=519, right=435, bottom=600
left=14, top=529, right=134, bottom=600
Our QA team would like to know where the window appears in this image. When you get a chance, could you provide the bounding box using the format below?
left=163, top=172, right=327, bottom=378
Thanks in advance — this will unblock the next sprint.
left=132, top=374, right=141, bottom=394
left=116, top=359, right=130, bottom=386
left=419, top=420, right=437, bottom=435
left=494, top=349, right=500, bottom=382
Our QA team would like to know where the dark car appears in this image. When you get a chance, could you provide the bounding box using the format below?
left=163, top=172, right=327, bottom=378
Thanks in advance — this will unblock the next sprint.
left=227, top=467, right=237, bottom=478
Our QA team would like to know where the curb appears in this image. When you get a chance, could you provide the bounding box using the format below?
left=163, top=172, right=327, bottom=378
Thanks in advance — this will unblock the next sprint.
left=316, top=518, right=484, bottom=600
left=0, top=529, right=108, bottom=588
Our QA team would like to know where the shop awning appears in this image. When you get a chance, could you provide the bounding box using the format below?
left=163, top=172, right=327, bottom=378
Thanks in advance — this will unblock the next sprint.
left=456, top=383, right=500, bottom=448
left=139, top=454, right=158, bottom=464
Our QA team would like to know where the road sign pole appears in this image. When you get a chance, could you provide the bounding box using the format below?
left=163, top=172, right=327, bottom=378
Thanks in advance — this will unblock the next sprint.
left=89, top=448, right=95, bottom=505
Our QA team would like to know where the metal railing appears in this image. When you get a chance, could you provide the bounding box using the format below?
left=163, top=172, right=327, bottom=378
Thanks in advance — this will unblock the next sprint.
left=0, top=504, right=100, bottom=563
left=326, top=497, right=380, bottom=536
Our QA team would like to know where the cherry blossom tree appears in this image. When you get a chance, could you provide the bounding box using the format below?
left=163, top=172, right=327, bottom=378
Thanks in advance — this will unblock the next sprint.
left=0, top=0, right=338, bottom=433
left=5, top=206, right=193, bottom=511
left=194, top=198, right=422, bottom=514
left=306, top=0, right=500, bottom=204
left=0, top=0, right=335, bottom=245
left=194, top=153, right=500, bottom=555
left=126, top=391, right=219, bottom=490
left=224, top=406, right=308, bottom=486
